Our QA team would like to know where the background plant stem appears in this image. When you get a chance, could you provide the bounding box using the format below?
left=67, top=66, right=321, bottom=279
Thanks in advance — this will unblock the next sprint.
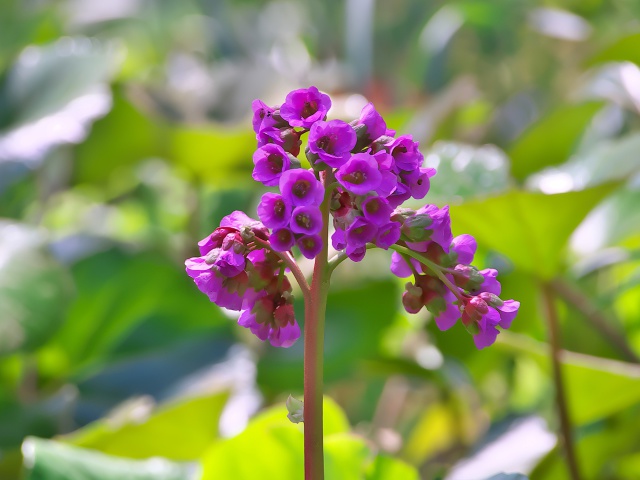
left=541, top=282, right=582, bottom=480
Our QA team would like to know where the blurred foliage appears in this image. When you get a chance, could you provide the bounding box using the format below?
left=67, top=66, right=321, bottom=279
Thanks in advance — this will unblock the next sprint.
left=2, top=0, right=640, bottom=478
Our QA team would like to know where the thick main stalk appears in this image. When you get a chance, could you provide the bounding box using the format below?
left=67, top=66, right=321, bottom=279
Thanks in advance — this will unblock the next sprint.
left=303, top=173, right=332, bottom=480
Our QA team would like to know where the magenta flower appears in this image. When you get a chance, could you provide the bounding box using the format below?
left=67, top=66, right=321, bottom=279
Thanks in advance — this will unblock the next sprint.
left=476, top=268, right=501, bottom=295
left=290, top=206, right=322, bottom=235
left=257, top=192, right=292, bottom=229
left=402, top=167, right=435, bottom=200
left=297, top=234, right=322, bottom=259
left=270, top=227, right=295, bottom=251
left=238, top=296, right=301, bottom=347
left=434, top=290, right=462, bottom=331
left=279, top=169, right=325, bottom=207
left=346, top=217, right=377, bottom=247
left=335, top=153, right=382, bottom=195
left=375, top=221, right=401, bottom=249
left=407, top=204, right=453, bottom=253
left=451, top=234, right=477, bottom=265
left=252, top=144, right=291, bottom=186
left=346, top=244, right=367, bottom=262
left=361, top=196, right=393, bottom=226
left=331, top=228, right=346, bottom=251
left=472, top=307, right=501, bottom=349
left=185, top=257, right=247, bottom=311
left=387, top=134, right=423, bottom=172
left=251, top=99, right=278, bottom=135
left=308, top=120, right=357, bottom=168
left=279, top=86, right=331, bottom=128
left=494, top=298, right=520, bottom=329
left=357, top=103, right=387, bottom=142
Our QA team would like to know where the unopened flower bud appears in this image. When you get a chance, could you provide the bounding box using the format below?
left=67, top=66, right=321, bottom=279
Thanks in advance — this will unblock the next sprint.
left=452, top=265, right=485, bottom=290
left=464, top=296, right=488, bottom=322
left=280, top=128, right=302, bottom=156
left=401, top=214, right=433, bottom=241
left=479, top=292, right=504, bottom=307
left=390, top=207, right=415, bottom=224
left=402, top=290, right=424, bottom=314
left=286, top=395, right=304, bottom=424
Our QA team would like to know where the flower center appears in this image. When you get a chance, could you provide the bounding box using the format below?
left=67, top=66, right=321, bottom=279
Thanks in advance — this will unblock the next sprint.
left=365, top=200, right=379, bottom=214
left=344, top=171, right=366, bottom=185
left=296, top=213, right=311, bottom=230
left=274, top=200, right=286, bottom=217
left=317, top=134, right=336, bottom=153
left=267, top=153, right=284, bottom=173
left=292, top=180, right=311, bottom=198
left=301, top=101, right=318, bottom=119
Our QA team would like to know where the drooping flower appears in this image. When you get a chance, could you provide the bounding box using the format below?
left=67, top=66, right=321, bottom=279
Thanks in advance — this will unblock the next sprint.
left=387, top=134, right=423, bottom=172
left=451, top=234, right=477, bottom=265
left=297, top=234, right=322, bottom=259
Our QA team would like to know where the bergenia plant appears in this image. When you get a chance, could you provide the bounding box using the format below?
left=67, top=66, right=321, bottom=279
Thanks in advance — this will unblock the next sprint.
left=186, top=86, right=520, bottom=479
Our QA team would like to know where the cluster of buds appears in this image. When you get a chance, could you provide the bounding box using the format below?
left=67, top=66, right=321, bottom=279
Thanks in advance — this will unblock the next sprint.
left=186, top=86, right=519, bottom=349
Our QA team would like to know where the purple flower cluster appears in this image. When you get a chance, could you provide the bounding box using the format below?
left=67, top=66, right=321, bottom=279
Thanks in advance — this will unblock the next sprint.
left=185, top=86, right=519, bottom=349
left=185, top=212, right=300, bottom=347
left=395, top=222, right=520, bottom=349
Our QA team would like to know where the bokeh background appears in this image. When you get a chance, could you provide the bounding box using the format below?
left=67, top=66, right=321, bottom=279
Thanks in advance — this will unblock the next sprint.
left=2, top=0, right=640, bottom=478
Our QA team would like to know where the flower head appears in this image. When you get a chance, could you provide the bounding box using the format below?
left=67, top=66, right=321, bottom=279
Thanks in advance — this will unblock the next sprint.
left=280, top=86, right=331, bottom=128
left=308, top=120, right=357, bottom=168
left=279, top=169, right=325, bottom=207
left=335, top=153, right=382, bottom=195
left=252, top=144, right=291, bottom=186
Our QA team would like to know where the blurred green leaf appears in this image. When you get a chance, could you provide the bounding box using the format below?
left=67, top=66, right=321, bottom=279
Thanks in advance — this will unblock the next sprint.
left=422, top=141, right=510, bottom=203
left=21, top=437, right=195, bottom=480
left=201, top=397, right=405, bottom=479
left=0, top=222, right=73, bottom=355
left=365, top=455, right=420, bottom=480
left=63, top=392, right=228, bottom=460
left=3, top=36, right=116, bottom=127
left=499, top=333, right=640, bottom=424
left=73, top=88, right=167, bottom=185
left=170, top=127, right=256, bottom=186
left=50, top=248, right=226, bottom=373
left=449, top=184, right=617, bottom=279
left=586, top=33, right=640, bottom=67
left=509, top=102, right=603, bottom=181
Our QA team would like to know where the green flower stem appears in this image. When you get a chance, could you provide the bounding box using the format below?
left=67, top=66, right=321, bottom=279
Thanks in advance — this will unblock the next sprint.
left=327, top=243, right=377, bottom=273
left=304, top=172, right=334, bottom=480
left=388, top=244, right=466, bottom=304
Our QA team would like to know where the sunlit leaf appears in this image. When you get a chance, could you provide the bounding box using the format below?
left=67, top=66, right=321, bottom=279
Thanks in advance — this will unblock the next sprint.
left=365, top=455, right=420, bottom=480
left=586, top=33, right=640, bottom=67
left=509, top=102, right=603, bottom=181
left=21, top=437, right=196, bottom=480
left=63, top=392, right=228, bottom=460
left=449, top=185, right=617, bottom=278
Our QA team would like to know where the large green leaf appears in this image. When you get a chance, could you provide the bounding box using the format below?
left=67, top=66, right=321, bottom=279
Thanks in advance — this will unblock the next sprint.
left=365, top=455, right=420, bottom=480
left=449, top=185, right=617, bottom=279
left=0, top=222, right=73, bottom=355
left=21, top=438, right=195, bottom=480
left=201, top=398, right=352, bottom=480
left=509, top=103, right=603, bottom=181
left=63, top=392, right=228, bottom=460
left=49, top=248, right=226, bottom=373
left=499, top=333, right=640, bottom=424
left=586, top=33, right=640, bottom=67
